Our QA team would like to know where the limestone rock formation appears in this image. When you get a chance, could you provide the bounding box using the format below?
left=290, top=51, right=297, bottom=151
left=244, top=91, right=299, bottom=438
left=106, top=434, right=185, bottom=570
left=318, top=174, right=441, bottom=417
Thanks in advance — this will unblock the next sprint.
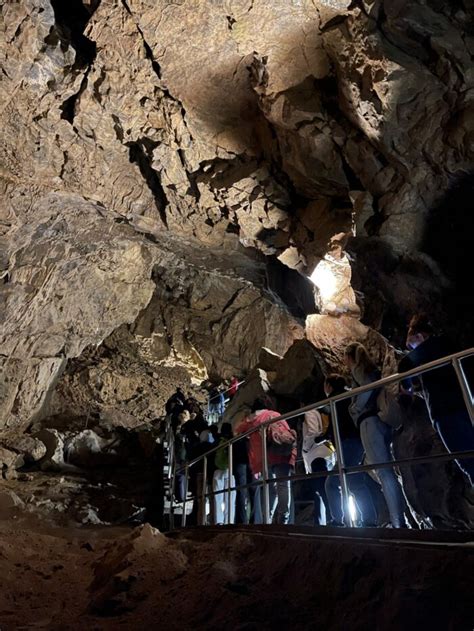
left=1, top=194, right=156, bottom=432
left=2, top=0, right=473, bottom=431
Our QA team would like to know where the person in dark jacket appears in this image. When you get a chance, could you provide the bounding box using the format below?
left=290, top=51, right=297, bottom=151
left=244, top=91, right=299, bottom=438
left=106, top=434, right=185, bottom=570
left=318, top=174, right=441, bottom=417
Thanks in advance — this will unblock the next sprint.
left=400, top=314, right=474, bottom=485
left=232, top=425, right=253, bottom=524
left=185, top=396, right=203, bottom=418
left=181, top=412, right=208, bottom=450
left=323, top=374, right=379, bottom=526
left=166, top=387, right=186, bottom=415
left=345, top=343, right=407, bottom=528
left=166, top=388, right=187, bottom=433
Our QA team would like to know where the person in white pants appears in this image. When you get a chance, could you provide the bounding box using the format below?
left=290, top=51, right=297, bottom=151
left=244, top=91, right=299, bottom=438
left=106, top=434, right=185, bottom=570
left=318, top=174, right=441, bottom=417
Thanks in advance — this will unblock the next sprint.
left=213, top=424, right=236, bottom=525
left=213, top=469, right=236, bottom=524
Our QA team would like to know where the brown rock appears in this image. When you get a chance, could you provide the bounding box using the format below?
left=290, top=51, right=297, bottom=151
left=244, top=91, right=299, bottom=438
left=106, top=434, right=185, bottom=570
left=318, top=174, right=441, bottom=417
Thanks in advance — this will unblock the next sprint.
left=305, top=314, right=396, bottom=377
left=256, top=347, right=283, bottom=373
left=1, top=0, right=473, bottom=443
left=271, top=339, right=325, bottom=397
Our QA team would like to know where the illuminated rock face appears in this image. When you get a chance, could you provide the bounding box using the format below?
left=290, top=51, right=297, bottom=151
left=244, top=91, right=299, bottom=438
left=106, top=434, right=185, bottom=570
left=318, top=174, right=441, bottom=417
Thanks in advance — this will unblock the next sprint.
left=309, top=253, right=360, bottom=317
left=1, top=1, right=473, bottom=431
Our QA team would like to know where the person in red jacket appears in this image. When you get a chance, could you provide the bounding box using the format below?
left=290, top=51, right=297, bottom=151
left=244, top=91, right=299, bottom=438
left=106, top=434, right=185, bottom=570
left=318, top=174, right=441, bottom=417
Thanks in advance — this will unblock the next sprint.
left=235, top=396, right=296, bottom=525
left=228, top=376, right=240, bottom=399
left=235, top=397, right=277, bottom=524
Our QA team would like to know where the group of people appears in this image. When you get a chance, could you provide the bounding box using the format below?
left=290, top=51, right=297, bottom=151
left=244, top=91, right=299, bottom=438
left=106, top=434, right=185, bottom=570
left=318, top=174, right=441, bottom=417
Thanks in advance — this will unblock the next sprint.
left=168, top=314, right=474, bottom=529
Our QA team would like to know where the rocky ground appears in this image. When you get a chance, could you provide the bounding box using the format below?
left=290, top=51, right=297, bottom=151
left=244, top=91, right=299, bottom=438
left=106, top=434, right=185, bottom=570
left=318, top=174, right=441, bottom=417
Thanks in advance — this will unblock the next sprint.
left=0, top=521, right=472, bottom=630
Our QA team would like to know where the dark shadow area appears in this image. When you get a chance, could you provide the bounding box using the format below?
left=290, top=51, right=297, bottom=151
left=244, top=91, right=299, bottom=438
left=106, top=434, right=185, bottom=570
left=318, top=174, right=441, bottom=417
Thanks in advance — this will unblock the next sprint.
left=421, top=171, right=474, bottom=345
left=50, top=0, right=99, bottom=67
left=127, top=139, right=169, bottom=228
left=265, top=256, right=316, bottom=320
left=60, top=74, right=88, bottom=123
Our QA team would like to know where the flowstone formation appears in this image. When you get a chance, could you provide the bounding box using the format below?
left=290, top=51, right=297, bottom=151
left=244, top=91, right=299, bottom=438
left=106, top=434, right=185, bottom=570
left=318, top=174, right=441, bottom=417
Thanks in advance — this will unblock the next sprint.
left=1, top=1, right=473, bottom=522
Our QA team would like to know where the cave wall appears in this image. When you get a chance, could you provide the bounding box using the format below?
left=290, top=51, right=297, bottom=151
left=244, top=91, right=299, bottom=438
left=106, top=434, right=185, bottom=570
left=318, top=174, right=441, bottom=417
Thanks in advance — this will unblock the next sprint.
left=1, top=0, right=473, bottom=431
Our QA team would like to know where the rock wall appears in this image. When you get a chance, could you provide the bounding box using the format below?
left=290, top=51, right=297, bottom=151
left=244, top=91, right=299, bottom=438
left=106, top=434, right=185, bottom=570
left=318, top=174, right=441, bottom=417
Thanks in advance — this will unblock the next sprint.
left=1, top=193, right=156, bottom=431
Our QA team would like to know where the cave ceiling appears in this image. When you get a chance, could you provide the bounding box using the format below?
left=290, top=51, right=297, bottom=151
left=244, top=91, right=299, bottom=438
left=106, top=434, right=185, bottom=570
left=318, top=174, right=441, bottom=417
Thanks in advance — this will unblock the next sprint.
left=1, top=0, right=473, bottom=431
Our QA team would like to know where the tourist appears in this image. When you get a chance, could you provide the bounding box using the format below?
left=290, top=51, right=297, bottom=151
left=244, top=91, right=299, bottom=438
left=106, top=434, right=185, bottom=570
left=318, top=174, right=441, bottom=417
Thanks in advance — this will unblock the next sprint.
left=185, top=396, right=203, bottom=418
left=228, top=376, right=240, bottom=399
left=212, top=423, right=236, bottom=525
left=180, top=410, right=208, bottom=450
left=165, top=387, right=186, bottom=415
left=266, top=406, right=297, bottom=525
left=301, top=401, right=334, bottom=525
left=173, top=411, right=191, bottom=503
left=167, top=388, right=187, bottom=434
left=323, top=374, right=379, bottom=527
left=208, top=386, right=226, bottom=424
left=235, top=396, right=281, bottom=524
left=345, top=343, right=407, bottom=528
left=400, top=314, right=474, bottom=485
left=188, top=428, right=216, bottom=525
left=232, top=424, right=252, bottom=524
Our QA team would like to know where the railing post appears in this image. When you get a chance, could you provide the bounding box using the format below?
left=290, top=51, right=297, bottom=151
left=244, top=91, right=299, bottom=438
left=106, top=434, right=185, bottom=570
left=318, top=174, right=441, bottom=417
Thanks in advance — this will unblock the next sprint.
left=169, top=439, right=176, bottom=531
left=330, top=399, right=354, bottom=527
left=201, top=456, right=208, bottom=526
left=261, top=425, right=270, bottom=525
left=227, top=441, right=233, bottom=524
left=452, top=358, right=474, bottom=425
left=181, top=464, right=189, bottom=527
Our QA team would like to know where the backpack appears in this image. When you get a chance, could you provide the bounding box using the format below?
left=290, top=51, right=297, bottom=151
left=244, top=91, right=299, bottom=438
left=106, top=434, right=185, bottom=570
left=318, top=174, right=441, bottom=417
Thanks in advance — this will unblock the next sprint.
left=377, top=386, right=404, bottom=429
left=267, top=420, right=297, bottom=456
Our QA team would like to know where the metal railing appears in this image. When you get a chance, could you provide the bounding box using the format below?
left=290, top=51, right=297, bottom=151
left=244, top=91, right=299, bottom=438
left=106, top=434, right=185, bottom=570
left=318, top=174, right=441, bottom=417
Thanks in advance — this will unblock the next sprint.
left=170, top=347, right=474, bottom=529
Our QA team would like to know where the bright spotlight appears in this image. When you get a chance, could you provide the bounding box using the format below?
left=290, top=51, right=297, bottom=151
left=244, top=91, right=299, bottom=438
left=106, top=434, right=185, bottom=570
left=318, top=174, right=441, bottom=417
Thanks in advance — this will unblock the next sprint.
left=348, top=494, right=357, bottom=524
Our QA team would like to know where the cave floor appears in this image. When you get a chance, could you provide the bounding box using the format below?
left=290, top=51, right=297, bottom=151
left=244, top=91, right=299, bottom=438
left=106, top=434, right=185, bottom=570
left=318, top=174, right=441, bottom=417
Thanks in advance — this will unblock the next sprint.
left=0, top=520, right=472, bottom=630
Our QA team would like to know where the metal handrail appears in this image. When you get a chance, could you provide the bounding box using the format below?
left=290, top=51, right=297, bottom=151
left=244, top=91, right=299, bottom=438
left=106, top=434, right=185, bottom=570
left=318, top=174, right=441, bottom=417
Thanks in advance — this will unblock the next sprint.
left=182, top=448, right=474, bottom=499
left=183, top=346, right=474, bottom=469
left=207, top=379, right=245, bottom=403
left=170, top=346, right=473, bottom=529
